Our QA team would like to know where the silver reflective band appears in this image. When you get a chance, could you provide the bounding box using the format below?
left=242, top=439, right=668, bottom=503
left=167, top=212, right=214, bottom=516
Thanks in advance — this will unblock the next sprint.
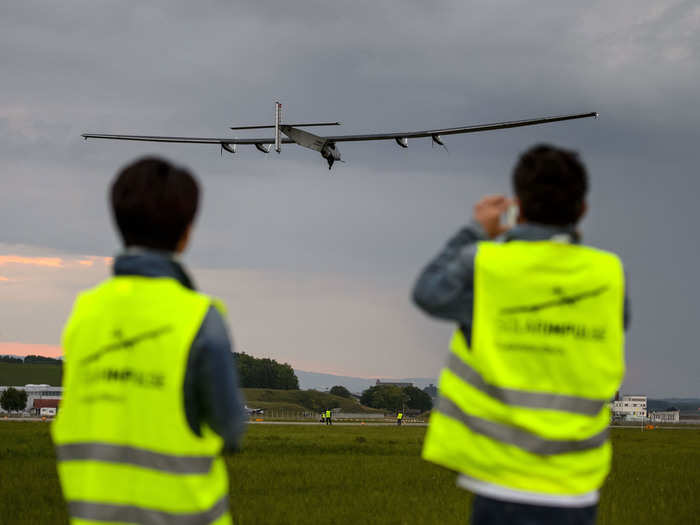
left=57, top=443, right=214, bottom=474
left=447, top=353, right=605, bottom=416
left=437, top=396, right=608, bottom=455
left=69, top=496, right=229, bottom=525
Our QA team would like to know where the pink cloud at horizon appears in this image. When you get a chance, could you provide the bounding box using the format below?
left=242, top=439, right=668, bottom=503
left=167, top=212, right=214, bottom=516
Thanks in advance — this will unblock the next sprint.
left=0, top=255, right=64, bottom=268
left=0, top=342, right=62, bottom=358
left=289, top=363, right=413, bottom=380
left=0, top=254, right=112, bottom=269
left=0, top=254, right=113, bottom=285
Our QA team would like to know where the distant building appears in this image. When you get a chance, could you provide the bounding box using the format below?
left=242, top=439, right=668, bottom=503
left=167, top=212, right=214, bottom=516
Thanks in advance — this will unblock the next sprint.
left=33, top=398, right=60, bottom=417
left=376, top=380, right=413, bottom=388
left=649, top=409, right=680, bottom=423
left=0, top=385, right=63, bottom=413
left=423, top=384, right=438, bottom=398
left=611, top=395, right=647, bottom=421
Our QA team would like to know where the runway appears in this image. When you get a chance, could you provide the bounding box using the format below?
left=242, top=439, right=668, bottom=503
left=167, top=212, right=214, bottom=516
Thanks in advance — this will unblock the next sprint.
left=2, top=418, right=698, bottom=429
left=249, top=420, right=427, bottom=426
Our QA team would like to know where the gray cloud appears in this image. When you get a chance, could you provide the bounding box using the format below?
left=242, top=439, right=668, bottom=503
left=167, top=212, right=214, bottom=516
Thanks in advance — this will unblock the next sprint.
left=0, top=1, right=698, bottom=396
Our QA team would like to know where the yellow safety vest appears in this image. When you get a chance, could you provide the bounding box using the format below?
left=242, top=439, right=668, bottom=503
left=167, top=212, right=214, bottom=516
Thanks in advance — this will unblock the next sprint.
left=398, top=413, right=403, bottom=420
left=423, top=240, right=625, bottom=496
left=52, top=276, right=232, bottom=524
left=325, top=410, right=331, bottom=418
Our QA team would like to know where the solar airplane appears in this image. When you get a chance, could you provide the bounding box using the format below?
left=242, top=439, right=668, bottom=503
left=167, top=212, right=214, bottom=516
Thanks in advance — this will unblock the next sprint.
left=82, top=102, right=598, bottom=170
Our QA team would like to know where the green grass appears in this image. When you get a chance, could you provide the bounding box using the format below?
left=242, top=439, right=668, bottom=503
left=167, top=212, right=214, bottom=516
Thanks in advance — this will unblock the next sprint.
left=0, top=363, right=62, bottom=386
left=601, top=429, right=700, bottom=523
left=0, top=423, right=698, bottom=524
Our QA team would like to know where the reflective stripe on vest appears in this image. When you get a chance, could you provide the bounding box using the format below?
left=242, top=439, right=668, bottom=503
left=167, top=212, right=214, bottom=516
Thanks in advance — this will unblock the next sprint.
left=69, top=496, right=229, bottom=525
left=446, top=353, right=605, bottom=416
left=423, top=240, right=625, bottom=496
left=52, top=276, right=232, bottom=524
left=56, top=443, right=214, bottom=474
left=437, top=396, right=608, bottom=455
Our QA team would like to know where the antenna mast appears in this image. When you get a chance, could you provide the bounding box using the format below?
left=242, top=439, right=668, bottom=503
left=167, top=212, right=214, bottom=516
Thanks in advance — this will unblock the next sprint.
left=275, top=102, right=281, bottom=153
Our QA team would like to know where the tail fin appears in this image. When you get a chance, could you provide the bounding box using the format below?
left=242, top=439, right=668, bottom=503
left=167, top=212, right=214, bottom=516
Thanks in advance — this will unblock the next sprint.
left=230, top=121, right=340, bottom=130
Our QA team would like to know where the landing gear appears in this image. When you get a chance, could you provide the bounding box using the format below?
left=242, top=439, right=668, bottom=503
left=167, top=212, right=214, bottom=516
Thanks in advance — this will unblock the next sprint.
left=327, top=156, right=334, bottom=170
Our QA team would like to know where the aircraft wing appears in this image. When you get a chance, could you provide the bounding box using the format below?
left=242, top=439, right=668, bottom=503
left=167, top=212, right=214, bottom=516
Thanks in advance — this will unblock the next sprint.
left=81, top=133, right=295, bottom=145
left=322, top=112, right=598, bottom=142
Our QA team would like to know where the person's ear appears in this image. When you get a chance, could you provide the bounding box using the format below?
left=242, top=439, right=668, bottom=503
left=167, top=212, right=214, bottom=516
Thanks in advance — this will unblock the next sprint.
left=176, top=223, right=192, bottom=254
left=578, top=201, right=588, bottom=222
left=514, top=197, right=526, bottom=224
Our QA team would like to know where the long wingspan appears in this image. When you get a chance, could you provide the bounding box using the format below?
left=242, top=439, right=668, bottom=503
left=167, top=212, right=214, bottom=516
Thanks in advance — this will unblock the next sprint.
left=81, top=112, right=597, bottom=146
left=80, top=133, right=295, bottom=145
left=323, top=112, right=597, bottom=142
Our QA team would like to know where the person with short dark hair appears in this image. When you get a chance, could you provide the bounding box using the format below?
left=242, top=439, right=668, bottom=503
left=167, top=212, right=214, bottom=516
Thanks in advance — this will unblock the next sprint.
left=413, top=144, right=629, bottom=525
left=53, top=157, right=245, bottom=525
left=110, top=157, right=200, bottom=251
left=512, top=144, right=588, bottom=227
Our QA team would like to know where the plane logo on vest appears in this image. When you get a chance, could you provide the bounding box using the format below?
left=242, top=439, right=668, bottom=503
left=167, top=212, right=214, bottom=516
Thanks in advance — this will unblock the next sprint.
left=80, top=325, right=174, bottom=365
left=500, top=285, right=609, bottom=315
left=495, top=286, right=610, bottom=349
left=77, top=326, right=173, bottom=391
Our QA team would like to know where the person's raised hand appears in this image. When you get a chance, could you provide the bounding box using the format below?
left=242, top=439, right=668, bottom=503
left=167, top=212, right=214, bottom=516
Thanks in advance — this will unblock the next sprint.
left=473, top=195, right=513, bottom=238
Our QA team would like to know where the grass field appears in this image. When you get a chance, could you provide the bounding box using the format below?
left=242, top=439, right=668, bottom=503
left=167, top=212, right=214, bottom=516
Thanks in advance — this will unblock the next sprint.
left=0, top=423, right=698, bottom=524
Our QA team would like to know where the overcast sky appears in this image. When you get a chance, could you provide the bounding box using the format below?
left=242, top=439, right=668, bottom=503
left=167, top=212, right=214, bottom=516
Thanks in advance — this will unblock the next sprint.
left=1, top=1, right=698, bottom=397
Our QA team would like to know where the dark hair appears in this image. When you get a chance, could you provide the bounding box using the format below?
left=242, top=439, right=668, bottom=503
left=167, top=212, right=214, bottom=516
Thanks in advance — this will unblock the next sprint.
left=110, top=157, right=200, bottom=251
left=512, top=144, right=588, bottom=226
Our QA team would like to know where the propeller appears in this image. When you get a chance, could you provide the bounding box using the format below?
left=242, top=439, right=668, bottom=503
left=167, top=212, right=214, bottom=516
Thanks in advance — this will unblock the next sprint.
left=323, top=158, right=347, bottom=171
left=432, top=135, right=449, bottom=153
left=221, top=141, right=237, bottom=156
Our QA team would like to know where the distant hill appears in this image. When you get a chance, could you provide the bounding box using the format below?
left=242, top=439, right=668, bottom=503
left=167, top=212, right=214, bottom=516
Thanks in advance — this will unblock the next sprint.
left=0, top=356, right=437, bottom=393
left=3, top=355, right=697, bottom=417
left=648, top=398, right=700, bottom=416
left=243, top=388, right=381, bottom=414
left=0, top=361, right=377, bottom=414
left=0, top=362, right=62, bottom=386
left=294, top=369, right=436, bottom=393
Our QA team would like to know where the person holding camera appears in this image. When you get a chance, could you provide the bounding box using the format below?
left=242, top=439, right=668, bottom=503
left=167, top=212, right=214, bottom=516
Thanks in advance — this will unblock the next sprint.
left=413, top=144, right=630, bottom=525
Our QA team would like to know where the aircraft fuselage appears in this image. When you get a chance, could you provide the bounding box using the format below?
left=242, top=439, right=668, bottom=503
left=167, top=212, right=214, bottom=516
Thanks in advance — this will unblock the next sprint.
left=281, top=125, right=341, bottom=169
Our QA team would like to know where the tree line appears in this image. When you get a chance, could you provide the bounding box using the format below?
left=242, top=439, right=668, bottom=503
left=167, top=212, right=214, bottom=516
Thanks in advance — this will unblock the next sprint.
left=2, top=353, right=299, bottom=391
left=0, top=387, right=28, bottom=412
left=0, top=355, right=62, bottom=364
left=360, top=384, right=433, bottom=413
left=234, top=352, right=299, bottom=390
